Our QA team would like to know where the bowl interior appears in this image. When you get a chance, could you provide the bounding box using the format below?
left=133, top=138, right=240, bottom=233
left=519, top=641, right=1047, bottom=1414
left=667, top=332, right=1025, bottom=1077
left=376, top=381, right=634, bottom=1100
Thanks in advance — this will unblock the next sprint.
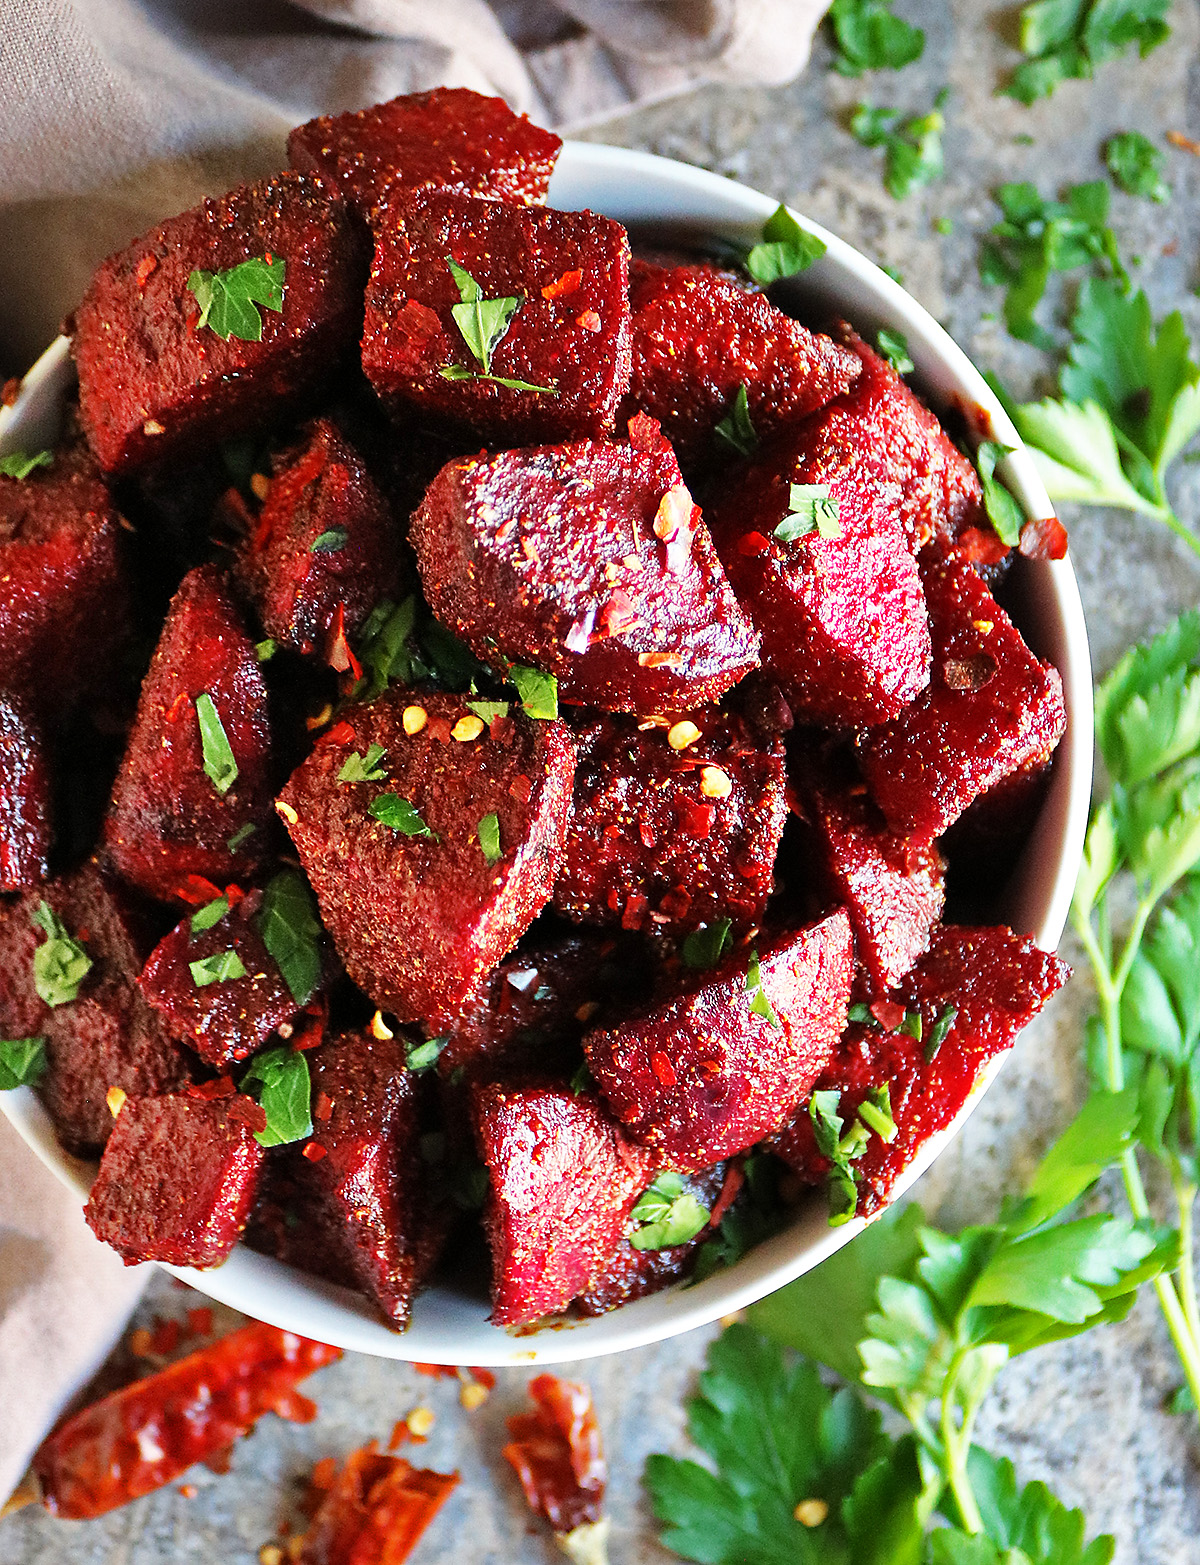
left=0, top=141, right=1092, bottom=1362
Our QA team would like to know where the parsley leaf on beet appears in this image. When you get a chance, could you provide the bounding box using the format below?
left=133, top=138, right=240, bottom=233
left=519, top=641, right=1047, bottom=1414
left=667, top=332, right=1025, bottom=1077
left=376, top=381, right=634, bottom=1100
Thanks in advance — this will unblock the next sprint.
left=974, top=442, right=1026, bottom=547
left=1106, top=130, right=1170, bottom=202
left=257, top=870, right=323, bottom=1007
left=370, top=793, right=435, bottom=838
left=0, top=1037, right=47, bottom=1091
left=441, top=257, right=557, bottom=394
left=338, top=744, right=388, bottom=784
left=187, top=255, right=285, bottom=342
left=850, top=93, right=947, bottom=201
left=476, top=811, right=502, bottom=864
left=510, top=665, right=558, bottom=720
left=194, top=692, right=238, bottom=796
left=681, top=918, right=733, bottom=971
left=189, top=950, right=248, bottom=987
left=629, top=1172, right=711, bottom=1251
left=1002, top=0, right=1170, bottom=105
left=30, top=902, right=92, bottom=1008
left=876, top=327, right=914, bottom=374
left=190, top=895, right=230, bottom=935
left=0, top=449, right=53, bottom=480
left=827, top=0, right=925, bottom=76
left=745, top=205, right=827, bottom=285
left=239, top=1044, right=312, bottom=1147
left=714, top=384, right=758, bottom=455
left=775, top=484, right=842, bottom=541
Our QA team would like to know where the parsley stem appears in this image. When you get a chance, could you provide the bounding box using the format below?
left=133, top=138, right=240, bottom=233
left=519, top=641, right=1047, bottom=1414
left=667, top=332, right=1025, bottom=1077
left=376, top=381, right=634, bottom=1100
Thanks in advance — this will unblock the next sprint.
left=940, top=1348, right=984, bottom=1534
left=1174, top=1177, right=1200, bottom=1352
left=1157, top=505, right=1200, bottom=562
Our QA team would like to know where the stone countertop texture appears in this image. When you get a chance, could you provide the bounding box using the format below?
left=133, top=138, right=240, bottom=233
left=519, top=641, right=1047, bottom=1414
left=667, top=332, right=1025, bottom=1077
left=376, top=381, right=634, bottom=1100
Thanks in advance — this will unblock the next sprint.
left=5, top=1, right=1200, bottom=1560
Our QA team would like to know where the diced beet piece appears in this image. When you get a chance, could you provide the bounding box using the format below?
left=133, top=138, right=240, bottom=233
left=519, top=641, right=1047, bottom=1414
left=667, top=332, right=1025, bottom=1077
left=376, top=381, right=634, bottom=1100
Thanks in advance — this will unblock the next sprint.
left=104, top=565, right=273, bottom=904
left=796, top=769, right=944, bottom=993
left=233, top=417, right=404, bottom=657
left=138, top=892, right=314, bottom=1069
left=858, top=551, right=1066, bottom=837
left=84, top=1092, right=265, bottom=1266
left=574, top=1162, right=727, bottom=1315
left=620, top=261, right=861, bottom=464
left=774, top=924, right=1069, bottom=1216
left=362, top=190, right=631, bottom=444
left=472, top=1083, right=656, bottom=1326
left=0, top=437, right=130, bottom=717
left=411, top=435, right=759, bottom=713
left=0, top=863, right=189, bottom=1153
left=287, top=87, right=561, bottom=220
left=277, top=688, right=575, bottom=1028
left=584, top=910, right=854, bottom=1170
left=72, top=172, right=364, bottom=476
left=553, top=710, right=786, bottom=936
left=707, top=431, right=930, bottom=727
left=0, top=692, right=52, bottom=889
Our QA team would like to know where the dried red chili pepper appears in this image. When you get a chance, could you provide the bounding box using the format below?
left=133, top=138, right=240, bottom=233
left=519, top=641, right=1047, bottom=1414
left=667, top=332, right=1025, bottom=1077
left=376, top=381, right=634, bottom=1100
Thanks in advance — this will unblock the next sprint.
left=32, top=1322, right=341, bottom=1518
left=293, top=1443, right=458, bottom=1564
left=502, top=1374, right=606, bottom=1535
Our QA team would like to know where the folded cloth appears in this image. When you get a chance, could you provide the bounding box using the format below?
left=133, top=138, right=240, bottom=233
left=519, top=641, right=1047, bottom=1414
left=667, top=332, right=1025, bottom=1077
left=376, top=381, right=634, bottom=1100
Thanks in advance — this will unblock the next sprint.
left=0, top=1117, right=146, bottom=1505
left=0, top=0, right=830, bottom=366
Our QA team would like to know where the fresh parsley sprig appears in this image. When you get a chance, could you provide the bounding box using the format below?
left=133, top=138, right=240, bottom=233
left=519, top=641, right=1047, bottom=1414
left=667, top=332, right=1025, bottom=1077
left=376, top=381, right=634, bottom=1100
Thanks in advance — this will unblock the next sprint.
left=1002, top=0, right=1170, bottom=106
left=187, top=255, right=285, bottom=342
left=744, top=205, right=827, bottom=286
left=440, top=258, right=557, bottom=394
left=827, top=0, right=925, bottom=77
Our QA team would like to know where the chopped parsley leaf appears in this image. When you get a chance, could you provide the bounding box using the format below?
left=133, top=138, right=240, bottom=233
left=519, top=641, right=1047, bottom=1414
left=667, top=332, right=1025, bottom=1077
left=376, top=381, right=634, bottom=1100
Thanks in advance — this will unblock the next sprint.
left=850, top=91, right=948, bottom=201
left=681, top=918, right=733, bottom=971
left=257, top=871, right=323, bottom=1007
left=746, top=949, right=781, bottom=1029
left=827, top=0, right=925, bottom=77
left=406, top=1035, right=448, bottom=1072
left=976, top=440, right=1026, bottom=547
left=338, top=743, right=388, bottom=784
left=0, top=449, right=53, bottom=480
left=477, top=811, right=502, bottom=864
left=0, top=1036, right=47, bottom=1091
left=310, top=527, right=349, bottom=553
left=774, top=483, right=842, bottom=541
left=510, top=665, right=558, bottom=720
left=190, top=895, right=230, bottom=935
left=189, top=950, right=248, bottom=987
left=187, top=255, right=285, bottom=342
left=240, top=1044, right=311, bottom=1147
left=629, top=1171, right=711, bottom=1250
left=30, top=902, right=92, bottom=1008
left=370, top=793, right=435, bottom=837
left=925, top=1003, right=958, bottom=1061
left=876, top=326, right=914, bottom=374
left=745, top=204, right=827, bottom=285
left=442, top=257, right=557, bottom=394
left=714, top=384, right=758, bottom=456
left=1106, top=130, right=1171, bottom=203
left=195, top=693, right=238, bottom=796
left=227, top=822, right=257, bottom=852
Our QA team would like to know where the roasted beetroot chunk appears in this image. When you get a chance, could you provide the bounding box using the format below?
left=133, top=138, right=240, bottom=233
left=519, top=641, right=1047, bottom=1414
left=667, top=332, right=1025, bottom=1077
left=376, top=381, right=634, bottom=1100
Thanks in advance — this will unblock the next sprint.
left=288, top=87, right=561, bottom=219
left=0, top=438, right=130, bottom=717
left=621, top=261, right=861, bottom=464
left=0, top=692, right=52, bottom=889
left=411, top=433, right=759, bottom=714
left=277, top=689, right=575, bottom=1028
left=104, top=566, right=273, bottom=904
left=584, top=910, right=854, bottom=1170
left=138, top=893, right=312, bottom=1069
left=553, top=710, right=786, bottom=936
left=774, top=924, right=1069, bottom=1215
left=858, top=551, right=1067, bottom=838
left=0, top=863, right=190, bottom=1153
left=233, top=417, right=403, bottom=657
left=84, top=1092, right=265, bottom=1266
left=72, top=172, right=364, bottom=476
left=362, top=190, right=631, bottom=444
left=472, top=1084, right=656, bottom=1326
left=707, top=432, right=930, bottom=728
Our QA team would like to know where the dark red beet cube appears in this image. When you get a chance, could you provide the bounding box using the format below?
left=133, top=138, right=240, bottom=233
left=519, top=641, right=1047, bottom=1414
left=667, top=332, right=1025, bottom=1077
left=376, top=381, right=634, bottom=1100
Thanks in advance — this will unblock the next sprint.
left=411, top=434, right=758, bottom=714
left=72, top=172, right=364, bottom=476
left=277, top=688, right=575, bottom=1028
left=620, top=261, right=861, bottom=464
left=287, top=87, right=561, bottom=220
left=138, top=892, right=315, bottom=1069
left=773, top=923, right=1068, bottom=1216
left=584, top=910, right=855, bottom=1170
left=104, top=565, right=273, bottom=904
left=362, top=189, right=631, bottom=444
left=553, top=710, right=786, bottom=936
left=857, top=551, right=1066, bottom=837
left=472, top=1083, right=656, bottom=1326
left=707, top=428, right=930, bottom=727
left=0, top=693, right=52, bottom=890
left=0, top=437, right=130, bottom=718
left=84, top=1092, right=265, bottom=1266
left=233, top=416, right=404, bottom=657
left=0, top=863, right=189, bottom=1154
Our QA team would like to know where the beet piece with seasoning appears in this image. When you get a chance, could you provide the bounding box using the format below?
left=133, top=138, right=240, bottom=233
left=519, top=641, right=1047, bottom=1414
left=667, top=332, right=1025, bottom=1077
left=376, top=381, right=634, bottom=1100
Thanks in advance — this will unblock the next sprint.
left=858, top=549, right=1066, bottom=838
left=0, top=435, right=130, bottom=718
left=288, top=86, right=561, bottom=219
left=0, top=692, right=52, bottom=889
left=707, top=427, right=930, bottom=728
left=232, top=416, right=405, bottom=659
left=553, top=710, right=786, bottom=936
left=503, top=1375, right=606, bottom=1538
left=619, top=260, right=861, bottom=465
left=71, top=172, right=364, bottom=476
left=84, top=1090, right=266, bottom=1266
left=583, top=910, right=854, bottom=1171
left=277, top=688, right=575, bottom=1029
left=104, top=565, right=273, bottom=905
left=472, top=1083, right=657, bottom=1326
left=0, top=861, right=190, bottom=1154
left=411, top=432, right=758, bottom=713
left=773, top=923, right=1069, bottom=1217
left=362, top=189, right=631, bottom=444
left=292, top=1445, right=459, bottom=1564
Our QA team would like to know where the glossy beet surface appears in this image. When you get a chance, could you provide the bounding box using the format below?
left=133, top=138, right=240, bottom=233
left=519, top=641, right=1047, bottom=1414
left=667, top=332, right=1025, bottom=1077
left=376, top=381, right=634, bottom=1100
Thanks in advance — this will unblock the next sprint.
left=278, top=689, right=576, bottom=1027
left=554, top=709, right=786, bottom=936
left=84, top=1091, right=265, bottom=1266
left=0, top=692, right=52, bottom=889
left=288, top=87, right=561, bottom=218
left=411, top=428, right=759, bottom=713
left=104, top=565, right=273, bottom=904
left=72, top=172, right=364, bottom=475
left=584, top=911, right=855, bottom=1170
left=363, top=189, right=630, bottom=444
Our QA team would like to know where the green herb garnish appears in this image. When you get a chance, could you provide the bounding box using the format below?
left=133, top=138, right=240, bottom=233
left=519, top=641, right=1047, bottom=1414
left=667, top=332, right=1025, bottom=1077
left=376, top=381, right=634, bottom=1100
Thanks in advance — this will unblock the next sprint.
left=0, top=1037, right=47, bottom=1090
left=441, top=258, right=557, bottom=394
left=338, top=744, right=388, bottom=784
left=976, top=440, right=1026, bottom=547
left=465, top=700, right=510, bottom=724
left=827, top=0, right=924, bottom=76
left=924, top=1003, right=957, bottom=1062
left=0, top=450, right=52, bottom=480
left=31, top=903, right=92, bottom=1008
left=190, top=895, right=230, bottom=935
left=370, top=793, right=435, bottom=837
left=774, top=483, right=842, bottom=542
left=257, top=870, right=323, bottom=1007
left=255, top=639, right=277, bottom=663
left=510, top=665, right=558, bottom=720
left=477, top=812, right=502, bottom=864
left=746, top=949, right=781, bottom=1029
left=310, top=528, right=349, bottom=553
left=629, top=1171, right=711, bottom=1251
left=227, top=822, right=257, bottom=852
left=745, top=205, right=827, bottom=286
left=187, top=255, right=286, bottom=342
left=714, top=385, right=758, bottom=456
left=240, top=1045, right=312, bottom=1147
left=850, top=91, right=948, bottom=201
left=189, top=950, right=248, bottom=987
left=1003, top=0, right=1170, bottom=105
left=195, top=693, right=238, bottom=796
left=876, top=326, right=914, bottom=374
left=1106, top=130, right=1171, bottom=202
left=681, top=918, right=733, bottom=971
left=406, top=1035, right=448, bottom=1073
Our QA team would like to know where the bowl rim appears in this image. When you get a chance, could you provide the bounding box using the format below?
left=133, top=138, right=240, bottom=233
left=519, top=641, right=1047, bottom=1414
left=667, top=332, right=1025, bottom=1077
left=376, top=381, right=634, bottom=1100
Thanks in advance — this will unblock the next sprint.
left=0, top=138, right=1093, bottom=1363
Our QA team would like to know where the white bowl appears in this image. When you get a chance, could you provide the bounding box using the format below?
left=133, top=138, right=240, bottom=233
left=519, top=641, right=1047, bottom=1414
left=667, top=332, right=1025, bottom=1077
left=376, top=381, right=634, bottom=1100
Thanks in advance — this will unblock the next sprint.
left=0, top=141, right=1092, bottom=1364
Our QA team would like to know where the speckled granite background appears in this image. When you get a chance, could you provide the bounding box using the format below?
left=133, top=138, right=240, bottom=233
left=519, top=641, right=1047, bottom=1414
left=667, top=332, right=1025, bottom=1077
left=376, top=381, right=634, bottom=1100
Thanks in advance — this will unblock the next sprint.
left=4, top=2, right=1200, bottom=1560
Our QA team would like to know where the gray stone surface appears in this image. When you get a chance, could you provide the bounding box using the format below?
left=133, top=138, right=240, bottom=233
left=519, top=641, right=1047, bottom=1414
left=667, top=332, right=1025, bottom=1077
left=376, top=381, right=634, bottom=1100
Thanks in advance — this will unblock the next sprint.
left=5, top=3, right=1200, bottom=1560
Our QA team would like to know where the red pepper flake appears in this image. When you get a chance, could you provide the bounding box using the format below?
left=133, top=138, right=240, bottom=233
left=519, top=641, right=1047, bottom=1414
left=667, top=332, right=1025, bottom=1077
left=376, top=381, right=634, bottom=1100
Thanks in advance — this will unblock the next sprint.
left=186, top=1307, right=213, bottom=1339
left=956, top=525, right=1010, bottom=565
left=737, top=530, right=772, bottom=556
left=325, top=603, right=363, bottom=681
left=321, top=720, right=356, bottom=747
left=135, top=253, right=158, bottom=289
left=627, top=411, right=666, bottom=451
left=1168, top=129, right=1200, bottom=155
left=467, top=1366, right=496, bottom=1391
left=314, top=1091, right=334, bottom=1123
left=542, top=268, right=583, bottom=299
left=870, top=999, right=905, bottom=1032
left=942, top=653, right=998, bottom=693
left=150, top=1317, right=182, bottom=1357
left=173, top=874, right=227, bottom=906
left=509, top=773, right=533, bottom=805
left=288, top=999, right=328, bottom=1053
left=179, top=1483, right=197, bottom=1499
left=186, top=1075, right=237, bottom=1101
left=310, top=1455, right=339, bottom=1491
left=677, top=798, right=715, bottom=838
left=1, top=376, right=20, bottom=408
left=575, top=309, right=602, bottom=332
left=413, top=1363, right=458, bottom=1379
left=227, top=1095, right=269, bottom=1134
left=387, top=1418, right=412, bottom=1452
left=129, top=1327, right=154, bottom=1358
left=426, top=714, right=453, bottom=743
left=651, top=1049, right=677, bottom=1087
left=708, top=1162, right=745, bottom=1229
left=598, top=589, right=639, bottom=637
left=1018, top=514, right=1069, bottom=561
left=301, top=1141, right=327, bottom=1163
left=166, top=691, right=190, bottom=723
left=621, top=892, right=648, bottom=931
left=503, top=1375, right=606, bottom=1535
left=293, top=1445, right=459, bottom=1564
left=490, top=712, right=515, bottom=744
